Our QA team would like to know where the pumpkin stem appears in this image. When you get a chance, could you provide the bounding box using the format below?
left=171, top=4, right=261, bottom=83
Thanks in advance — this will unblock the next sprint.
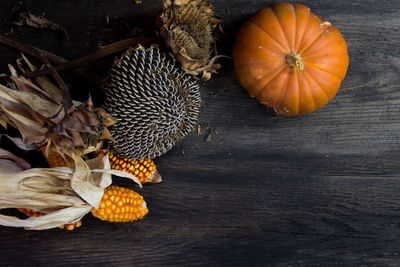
left=285, top=52, right=304, bottom=70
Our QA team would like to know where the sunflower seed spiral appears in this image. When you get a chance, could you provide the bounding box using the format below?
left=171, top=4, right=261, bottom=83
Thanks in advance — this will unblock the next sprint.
left=102, top=46, right=201, bottom=159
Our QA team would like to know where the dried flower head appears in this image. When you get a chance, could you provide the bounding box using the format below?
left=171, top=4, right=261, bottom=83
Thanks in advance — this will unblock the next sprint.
left=0, top=55, right=116, bottom=157
left=102, top=45, right=201, bottom=160
left=159, top=0, right=223, bottom=80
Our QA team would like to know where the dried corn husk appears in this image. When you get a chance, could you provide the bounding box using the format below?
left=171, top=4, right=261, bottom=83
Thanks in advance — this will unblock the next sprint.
left=159, top=0, right=223, bottom=80
left=0, top=56, right=116, bottom=157
left=0, top=150, right=141, bottom=230
left=0, top=147, right=30, bottom=172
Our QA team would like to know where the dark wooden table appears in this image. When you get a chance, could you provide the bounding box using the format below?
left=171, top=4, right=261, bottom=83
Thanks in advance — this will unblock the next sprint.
left=0, top=0, right=400, bottom=266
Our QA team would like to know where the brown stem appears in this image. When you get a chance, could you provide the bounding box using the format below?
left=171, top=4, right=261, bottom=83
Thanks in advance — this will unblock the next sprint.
left=0, top=33, right=73, bottom=110
left=35, top=47, right=103, bottom=85
left=23, top=37, right=160, bottom=78
left=285, top=52, right=304, bottom=70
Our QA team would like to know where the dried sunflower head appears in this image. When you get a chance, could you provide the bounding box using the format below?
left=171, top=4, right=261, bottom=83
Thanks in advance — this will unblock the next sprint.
left=159, top=0, right=223, bottom=80
left=102, top=45, right=201, bottom=159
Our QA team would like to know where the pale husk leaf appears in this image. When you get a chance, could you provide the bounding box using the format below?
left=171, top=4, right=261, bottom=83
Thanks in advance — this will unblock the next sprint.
left=0, top=206, right=92, bottom=230
left=0, top=152, right=142, bottom=230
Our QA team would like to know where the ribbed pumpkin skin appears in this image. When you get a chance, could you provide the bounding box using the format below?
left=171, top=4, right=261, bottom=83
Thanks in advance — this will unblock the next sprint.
left=233, top=2, right=349, bottom=115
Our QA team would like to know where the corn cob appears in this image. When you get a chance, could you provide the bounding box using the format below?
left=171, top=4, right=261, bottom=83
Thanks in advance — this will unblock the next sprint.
left=17, top=208, right=82, bottom=230
left=91, top=186, right=148, bottom=222
left=18, top=186, right=148, bottom=226
left=93, top=150, right=162, bottom=184
left=19, top=150, right=149, bottom=227
left=41, top=147, right=74, bottom=168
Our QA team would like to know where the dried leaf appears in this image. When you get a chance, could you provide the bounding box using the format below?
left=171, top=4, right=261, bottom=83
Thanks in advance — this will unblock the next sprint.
left=0, top=148, right=30, bottom=170
left=20, top=54, right=63, bottom=103
left=0, top=94, right=45, bottom=127
left=0, top=134, right=36, bottom=152
left=2, top=105, right=47, bottom=144
left=63, top=114, right=94, bottom=133
left=1, top=86, right=62, bottom=120
left=69, top=130, right=84, bottom=147
left=15, top=12, right=69, bottom=40
left=70, top=153, right=104, bottom=208
left=9, top=65, right=60, bottom=106
left=0, top=118, right=7, bottom=129
left=0, top=58, right=115, bottom=158
left=96, top=108, right=117, bottom=127
left=86, top=155, right=113, bottom=189
left=74, top=109, right=99, bottom=127
left=0, top=206, right=92, bottom=230
left=97, top=127, right=115, bottom=141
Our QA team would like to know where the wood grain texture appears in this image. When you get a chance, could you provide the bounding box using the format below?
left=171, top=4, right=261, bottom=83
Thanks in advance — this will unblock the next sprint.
left=1, top=0, right=400, bottom=266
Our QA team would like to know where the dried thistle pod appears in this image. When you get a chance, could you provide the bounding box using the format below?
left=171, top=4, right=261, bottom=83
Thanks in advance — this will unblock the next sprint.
left=102, top=45, right=201, bottom=160
left=159, top=0, right=222, bottom=80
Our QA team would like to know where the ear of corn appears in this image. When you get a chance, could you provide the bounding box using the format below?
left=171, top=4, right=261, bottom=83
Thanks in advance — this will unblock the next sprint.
left=20, top=185, right=149, bottom=225
left=18, top=150, right=150, bottom=228
left=17, top=208, right=82, bottom=230
left=41, top=147, right=74, bottom=168
left=93, top=150, right=162, bottom=184
left=91, top=185, right=148, bottom=222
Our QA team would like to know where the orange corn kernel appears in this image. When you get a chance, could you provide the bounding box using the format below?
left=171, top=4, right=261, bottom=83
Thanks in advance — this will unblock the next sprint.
left=17, top=208, right=82, bottom=230
left=93, top=150, right=161, bottom=183
left=91, top=186, right=148, bottom=222
left=41, top=148, right=74, bottom=168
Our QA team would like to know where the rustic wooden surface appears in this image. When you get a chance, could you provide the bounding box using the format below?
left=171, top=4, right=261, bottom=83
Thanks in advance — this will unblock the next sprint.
left=0, top=0, right=400, bottom=266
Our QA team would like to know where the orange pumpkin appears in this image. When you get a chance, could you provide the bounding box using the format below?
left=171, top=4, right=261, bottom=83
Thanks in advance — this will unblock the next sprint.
left=233, top=2, right=349, bottom=115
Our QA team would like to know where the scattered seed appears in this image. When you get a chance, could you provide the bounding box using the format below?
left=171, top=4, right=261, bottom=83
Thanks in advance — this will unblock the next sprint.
left=204, top=132, right=212, bottom=142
